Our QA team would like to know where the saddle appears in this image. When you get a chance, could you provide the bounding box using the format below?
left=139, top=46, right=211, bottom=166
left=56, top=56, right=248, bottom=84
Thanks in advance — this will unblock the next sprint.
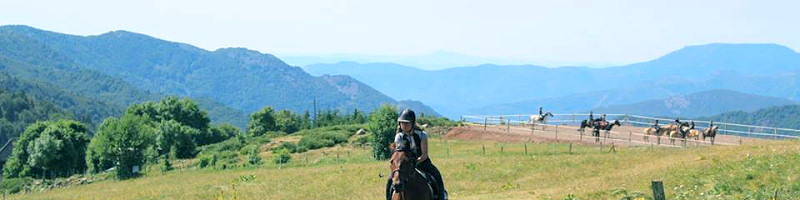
left=415, top=169, right=446, bottom=200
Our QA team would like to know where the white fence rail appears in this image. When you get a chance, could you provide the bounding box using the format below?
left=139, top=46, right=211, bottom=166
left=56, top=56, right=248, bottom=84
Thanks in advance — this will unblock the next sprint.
left=461, top=113, right=800, bottom=143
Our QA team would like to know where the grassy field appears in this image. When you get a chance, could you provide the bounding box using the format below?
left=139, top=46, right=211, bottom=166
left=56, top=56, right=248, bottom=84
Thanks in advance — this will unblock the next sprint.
left=11, top=135, right=800, bottom=199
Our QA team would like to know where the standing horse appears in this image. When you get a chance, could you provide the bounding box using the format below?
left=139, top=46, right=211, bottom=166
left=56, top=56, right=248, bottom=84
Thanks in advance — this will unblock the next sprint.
left=389, top=143, right=434, bottom=200
left=668, top=122, right=691, bottom=145
left=703, top=125, right=719, bottom=145
left=594, top=120, right=621, bottom=142
left=529, top=112, right=554, bottom=131
left=687, top=121, right=701, bottom=140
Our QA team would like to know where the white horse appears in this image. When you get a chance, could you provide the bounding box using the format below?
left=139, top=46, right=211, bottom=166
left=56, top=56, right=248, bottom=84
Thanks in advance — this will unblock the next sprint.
left=529, top=112, right=553, bottom=131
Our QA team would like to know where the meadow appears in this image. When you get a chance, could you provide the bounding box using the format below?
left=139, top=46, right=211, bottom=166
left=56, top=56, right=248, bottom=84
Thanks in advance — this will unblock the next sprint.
left=12, top=134, right=800, bottom=200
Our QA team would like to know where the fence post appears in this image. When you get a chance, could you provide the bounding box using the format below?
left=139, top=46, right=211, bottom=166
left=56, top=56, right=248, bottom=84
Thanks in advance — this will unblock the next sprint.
left=501, top=145, right=504, bottom=154
left=555, top=125, right=559, bottom=140
left=774, top=128, right=778, bottom=140
left=524, top=143, right=528, bottom=155
left=652, top=181, right=666, bottom=200
left=482, top=144, right=486, bottom=155
left=484, top=118, right=488, bottom=131
left=723, top=123, right=727, bottom=135
left=507, top=119, right=511, bottom=132
left=624, top=114, right=629, bottom=126
left=572, top=114, right=575, bottom=125
left=569, top=143, right=573, bottom=154
left=628, top=131, right=632, bottom=146
left=747, top=127, right=751, bottom=138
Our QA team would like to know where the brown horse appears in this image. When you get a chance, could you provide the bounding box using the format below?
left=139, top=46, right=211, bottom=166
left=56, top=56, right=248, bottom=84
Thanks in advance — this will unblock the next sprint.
left=389, top=143, right=434, bottom=200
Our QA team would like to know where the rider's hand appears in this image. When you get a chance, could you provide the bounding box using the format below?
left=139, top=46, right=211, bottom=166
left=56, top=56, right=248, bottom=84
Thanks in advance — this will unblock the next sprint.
left=416, top=155, right=428, bottom=164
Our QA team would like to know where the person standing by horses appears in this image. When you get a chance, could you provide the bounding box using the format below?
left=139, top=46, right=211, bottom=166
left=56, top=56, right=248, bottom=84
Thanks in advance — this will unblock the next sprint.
left=386, top=109, right=447, bottom=200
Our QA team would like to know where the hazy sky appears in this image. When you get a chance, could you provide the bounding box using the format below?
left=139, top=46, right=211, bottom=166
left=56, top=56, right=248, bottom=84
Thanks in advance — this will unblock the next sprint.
left=2, top=0, right=798, bottom=68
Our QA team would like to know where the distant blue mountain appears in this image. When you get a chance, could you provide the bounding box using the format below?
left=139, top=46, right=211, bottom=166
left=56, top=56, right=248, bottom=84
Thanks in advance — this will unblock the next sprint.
left=591, top=89, right=797, bottom=118
left=304, top=43, right=800, bottom=118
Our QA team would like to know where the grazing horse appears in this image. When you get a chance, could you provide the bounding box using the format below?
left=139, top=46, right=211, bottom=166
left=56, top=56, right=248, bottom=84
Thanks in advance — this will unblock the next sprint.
left=389, top=143, right=434, bottom=200
left=529, top=112, right=554, bottom=130
left=703, top=125, right=719, bottom=145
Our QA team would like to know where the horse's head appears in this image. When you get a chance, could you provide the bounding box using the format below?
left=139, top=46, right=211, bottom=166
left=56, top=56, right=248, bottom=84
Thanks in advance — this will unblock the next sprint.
left=545, top=112, right=553, bottom=117
left=613, top=120, right=621, bottom=126
left=390, top=142, right=416, bottom=194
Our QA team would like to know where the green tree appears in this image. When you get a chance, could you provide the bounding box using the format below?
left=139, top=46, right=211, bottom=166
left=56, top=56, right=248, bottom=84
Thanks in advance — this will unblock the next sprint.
left=274, top=109, right=300, bottom=134
left=126, top=97, right=213, bottom=145
left=248, top=106, right=276, bottom=137
left=300, top=110, right=311, bottom=130
left=368, top=104, right=398, bottom=160
left=209, top=123, right=240, bottom=143
left=155, top=120, right=197, bottom=159
left=2, top=120, right=89, bottom=179
left=26, top=132, right=62, bottom=178
left=351, top=109, right=367, bottom=124
left=85, top=114, right=154, bottom=179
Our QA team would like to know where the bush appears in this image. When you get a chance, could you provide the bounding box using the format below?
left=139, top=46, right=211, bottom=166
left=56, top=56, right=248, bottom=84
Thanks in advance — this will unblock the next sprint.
left=295, top=124, right=362, bottom=151
left=272, top=142, right=298, bottom=153
left=369, top=104, right=398, bottom=160
left=0, top=177, right=33, bottom=194
left=248, top=145, right=261, bottom=165
left=240, top=144, right=259, bottom=155
left=351, top=135, right=369, bottom=146
left=272, top=148, right=291, bottom=165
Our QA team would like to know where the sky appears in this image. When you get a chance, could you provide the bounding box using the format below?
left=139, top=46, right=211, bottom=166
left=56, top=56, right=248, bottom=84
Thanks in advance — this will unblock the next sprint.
left=1, top=0, right=799, bottom=69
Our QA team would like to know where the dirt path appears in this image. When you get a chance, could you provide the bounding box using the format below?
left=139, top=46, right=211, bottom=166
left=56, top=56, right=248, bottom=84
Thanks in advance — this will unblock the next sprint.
left=445, top=123, right=765, bottom=148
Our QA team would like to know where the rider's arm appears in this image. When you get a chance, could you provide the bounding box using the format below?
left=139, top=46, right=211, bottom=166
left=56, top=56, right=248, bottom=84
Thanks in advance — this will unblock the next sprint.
left=417, top=138, right=428, bottom=164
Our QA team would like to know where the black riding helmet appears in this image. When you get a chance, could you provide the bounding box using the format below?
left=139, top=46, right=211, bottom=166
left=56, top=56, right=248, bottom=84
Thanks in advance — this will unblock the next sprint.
left=398, top=109, right=416, bottom=129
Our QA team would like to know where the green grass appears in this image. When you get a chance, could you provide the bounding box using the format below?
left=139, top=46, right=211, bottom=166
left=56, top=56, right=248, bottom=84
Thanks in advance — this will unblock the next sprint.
left=10, top=138, right=800, bottom=200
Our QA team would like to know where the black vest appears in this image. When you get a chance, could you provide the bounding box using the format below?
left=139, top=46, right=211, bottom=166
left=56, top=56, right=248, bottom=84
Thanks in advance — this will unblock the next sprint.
left=399, top=131, right=423, bottom=157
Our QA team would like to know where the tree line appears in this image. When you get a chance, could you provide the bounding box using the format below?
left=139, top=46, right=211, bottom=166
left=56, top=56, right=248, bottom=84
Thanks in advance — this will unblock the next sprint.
left=2, top=96, right=414, bottom=180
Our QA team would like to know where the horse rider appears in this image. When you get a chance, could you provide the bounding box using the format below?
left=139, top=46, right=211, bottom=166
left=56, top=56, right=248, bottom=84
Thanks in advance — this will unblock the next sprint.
left=539, top=107, right=543, bottom=116
left=653, top=120, right=661, bottom=133
left=386, top=109, right=447, bottom=200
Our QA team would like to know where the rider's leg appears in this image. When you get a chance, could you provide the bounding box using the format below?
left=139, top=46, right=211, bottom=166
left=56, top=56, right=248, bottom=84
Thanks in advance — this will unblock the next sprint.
left=418, top=159, right=445, bottom=199
left=386, top=178, right=392, bottom=200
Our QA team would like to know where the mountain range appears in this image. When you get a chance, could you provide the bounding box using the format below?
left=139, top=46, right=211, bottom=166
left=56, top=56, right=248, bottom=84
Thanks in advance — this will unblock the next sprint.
left=303, top=43, right=800, bottom=118
left=0, top=25, right=441, bottom=130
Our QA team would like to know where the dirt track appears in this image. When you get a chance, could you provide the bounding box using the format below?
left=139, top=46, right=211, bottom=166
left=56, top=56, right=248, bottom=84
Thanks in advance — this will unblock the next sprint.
left=445, top=123, right=765, bottom=148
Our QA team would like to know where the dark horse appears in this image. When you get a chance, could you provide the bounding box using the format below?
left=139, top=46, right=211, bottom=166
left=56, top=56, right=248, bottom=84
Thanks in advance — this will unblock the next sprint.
left=702, top=121, right=719, bottom=145
left=389, top=143, right=434, bottom=200
left=580, top=119, right=621, bottom=142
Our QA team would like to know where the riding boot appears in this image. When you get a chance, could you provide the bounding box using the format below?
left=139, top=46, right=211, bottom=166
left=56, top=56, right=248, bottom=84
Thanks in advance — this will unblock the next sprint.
left=385, top=179, right=392, bottom=200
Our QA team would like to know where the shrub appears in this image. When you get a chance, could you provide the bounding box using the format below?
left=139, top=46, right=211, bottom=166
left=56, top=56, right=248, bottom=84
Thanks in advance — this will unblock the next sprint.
left=0, top=177, right=33, bottom=194
left=369, top=104, right=398, bottom=160
left=248, top=146, right=261, bottom=165
left=272, top=148, right=291, bottom=164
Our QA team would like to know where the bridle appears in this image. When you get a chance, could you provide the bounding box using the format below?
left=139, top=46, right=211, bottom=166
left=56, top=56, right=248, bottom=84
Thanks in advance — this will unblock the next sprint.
left=391, top=149, right=415, bottom=200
